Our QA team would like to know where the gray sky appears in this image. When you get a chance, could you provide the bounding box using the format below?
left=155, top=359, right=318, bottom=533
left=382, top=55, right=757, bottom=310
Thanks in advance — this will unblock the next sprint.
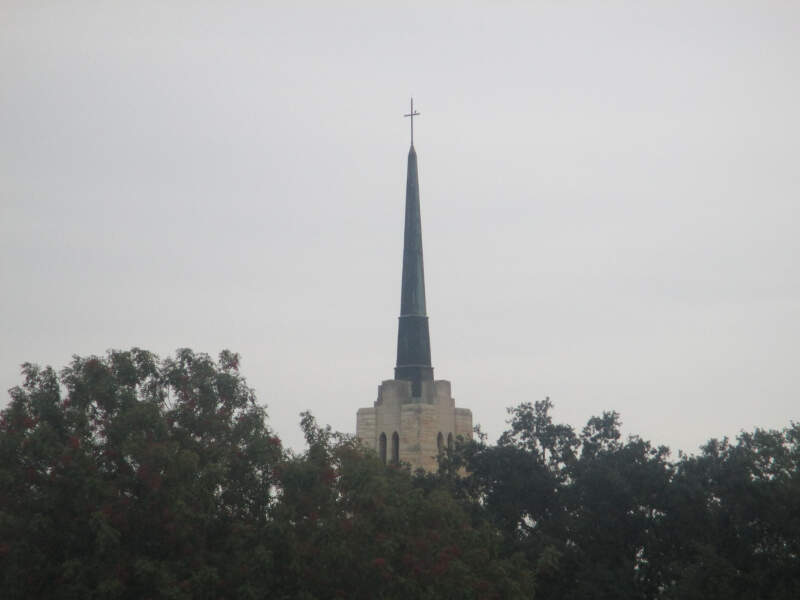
left=1, top=1, right=798, bottom=455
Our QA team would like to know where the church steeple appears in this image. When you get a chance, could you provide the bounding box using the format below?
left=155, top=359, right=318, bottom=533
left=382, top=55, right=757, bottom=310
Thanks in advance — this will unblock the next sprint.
left=355, top=100, right=473, bottom=471
left=395, top=99, right=433, bottom=395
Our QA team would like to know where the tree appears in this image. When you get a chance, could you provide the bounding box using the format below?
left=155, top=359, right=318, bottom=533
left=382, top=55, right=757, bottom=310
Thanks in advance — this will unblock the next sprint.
left=269, top=412, right=535, bottom=599
left=461, top=401, right=671, bottom=599
left=660, top=426, right=800, bottom=599
left=4, top=351, right=799, bottom=599
left=561, top=413, right=672, bottom=600
left=457, top=399, right=800, bottom=600
left=0, top=348, right=282, bottom=599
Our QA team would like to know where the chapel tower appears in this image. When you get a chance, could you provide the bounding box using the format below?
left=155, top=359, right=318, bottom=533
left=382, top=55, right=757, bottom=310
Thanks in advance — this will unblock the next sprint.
left=356, top=100, right=473, bottom=471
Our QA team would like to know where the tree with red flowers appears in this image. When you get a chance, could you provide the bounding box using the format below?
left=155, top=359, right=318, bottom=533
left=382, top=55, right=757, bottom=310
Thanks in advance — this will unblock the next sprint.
left=0, top=348, right=283, bottom=599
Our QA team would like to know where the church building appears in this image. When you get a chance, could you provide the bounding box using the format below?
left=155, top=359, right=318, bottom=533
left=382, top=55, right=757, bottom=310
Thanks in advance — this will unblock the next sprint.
left=356, top=101, right=473, bottom=471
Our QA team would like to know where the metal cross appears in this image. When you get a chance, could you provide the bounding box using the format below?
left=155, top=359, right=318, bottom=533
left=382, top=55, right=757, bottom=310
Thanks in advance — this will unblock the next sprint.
left=404, top=97, right=420, bottom=146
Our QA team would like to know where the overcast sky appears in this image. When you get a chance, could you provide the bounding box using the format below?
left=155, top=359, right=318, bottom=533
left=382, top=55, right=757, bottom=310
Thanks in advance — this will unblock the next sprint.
left=1, top=1, right=798, bottom=454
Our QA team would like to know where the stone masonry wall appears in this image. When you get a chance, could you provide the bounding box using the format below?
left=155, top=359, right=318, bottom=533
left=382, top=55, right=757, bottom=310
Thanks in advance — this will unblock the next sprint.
left=356, top=379, right=473, bottom=472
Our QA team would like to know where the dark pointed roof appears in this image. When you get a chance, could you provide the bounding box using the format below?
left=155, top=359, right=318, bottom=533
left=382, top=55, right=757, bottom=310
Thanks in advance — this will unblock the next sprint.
left=395, top=143, right=433, bottom=395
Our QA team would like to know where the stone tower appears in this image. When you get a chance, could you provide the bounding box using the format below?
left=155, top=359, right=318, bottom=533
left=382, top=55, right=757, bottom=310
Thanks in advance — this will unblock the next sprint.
left=356, top=101, right=472, bottom=471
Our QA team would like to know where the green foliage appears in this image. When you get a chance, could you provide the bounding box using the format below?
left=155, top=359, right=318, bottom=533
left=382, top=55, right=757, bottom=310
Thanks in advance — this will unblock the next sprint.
left=0, top=349, right=281, bottom=599
left=271, top=412, right=534, bottom=599
left=659, top=427, right=800, bottom=599
left=0, top=350, right=535, bottom=599
left=458, top=399, right=800, bottom=600
left=2, top=350, right=798, bottom=599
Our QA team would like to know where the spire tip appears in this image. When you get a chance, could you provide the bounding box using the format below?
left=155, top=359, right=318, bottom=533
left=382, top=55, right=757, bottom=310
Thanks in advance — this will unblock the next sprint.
left=403, top=97, right=420, bottom=147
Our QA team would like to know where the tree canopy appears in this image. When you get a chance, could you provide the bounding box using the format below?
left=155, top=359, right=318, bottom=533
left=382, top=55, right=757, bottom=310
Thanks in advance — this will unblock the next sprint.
left=1, top=349, right=282, bottom=598
left=452, top=399, right=800, bottom=599
left=1, top=349, right=798, bottom=599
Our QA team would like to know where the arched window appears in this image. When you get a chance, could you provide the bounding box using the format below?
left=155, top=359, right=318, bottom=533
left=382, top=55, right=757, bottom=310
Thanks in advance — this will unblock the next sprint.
left=379, top=433, right=387, bottom=464
left=437, top=432, right=444, bottom=454
left=447, top=432, right=454, bottom=451
left=391, top=432, right=400, bottom=465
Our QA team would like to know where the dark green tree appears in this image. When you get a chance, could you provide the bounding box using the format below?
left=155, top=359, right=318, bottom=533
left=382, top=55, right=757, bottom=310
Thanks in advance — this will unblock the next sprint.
left=0, top=349, right=282, bottom=599
left=460, top=400, right=671, bottom=600
left=660, top=426, right=800, bottom=599
left=270, top=412, right=535, bottom=600
left=457, top=399, right=800, bottom=600
left=4, top=351, right=799, bottom=599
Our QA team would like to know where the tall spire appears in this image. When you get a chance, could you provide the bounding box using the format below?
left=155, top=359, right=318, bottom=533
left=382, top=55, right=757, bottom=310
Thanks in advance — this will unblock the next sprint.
left=396, top=99, right=433, bottom=395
